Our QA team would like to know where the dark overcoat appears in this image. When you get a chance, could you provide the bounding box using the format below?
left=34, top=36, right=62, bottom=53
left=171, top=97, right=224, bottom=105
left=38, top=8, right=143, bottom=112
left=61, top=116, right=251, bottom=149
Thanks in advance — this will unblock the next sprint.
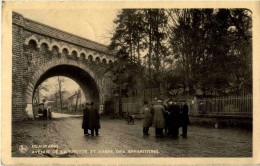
left=82, top=107, right=90, bottom=129
left=152, top=104, right=166, bottom=129
left=180, top=104, right=189, bottom=125
left=169, top=104, right=181, bottom=127
left=88, top=107, right=100, bottom=129
left=140, top=105, right=153, bottom=127
left=43, top=109, right=47, bottom=118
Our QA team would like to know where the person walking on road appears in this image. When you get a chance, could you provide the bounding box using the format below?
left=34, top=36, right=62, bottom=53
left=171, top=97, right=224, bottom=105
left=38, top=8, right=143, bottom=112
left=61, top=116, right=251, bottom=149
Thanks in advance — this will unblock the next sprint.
left=152, top=99, right=166, bottom=137
left=140, top=101, right=153, bottom=136
left=180, top=100, right=189, bottom=137
left=82, top=102, right=90, bottom=136
left=88, top=102, right=100, bottom=136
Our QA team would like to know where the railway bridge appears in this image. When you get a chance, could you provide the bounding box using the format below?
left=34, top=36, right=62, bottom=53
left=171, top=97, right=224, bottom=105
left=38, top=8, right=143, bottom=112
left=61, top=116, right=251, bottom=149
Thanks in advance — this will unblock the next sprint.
left=12, top=12, right=115, bottom=120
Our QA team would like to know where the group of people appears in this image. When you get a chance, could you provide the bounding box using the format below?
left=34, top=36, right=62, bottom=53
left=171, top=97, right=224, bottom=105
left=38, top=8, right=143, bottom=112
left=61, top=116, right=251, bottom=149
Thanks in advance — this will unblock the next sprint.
left=82, top=99, right=188, bottom=138
left=82, top=102, right=101, bottom=136
left=140, top=99, right=189, bottom=138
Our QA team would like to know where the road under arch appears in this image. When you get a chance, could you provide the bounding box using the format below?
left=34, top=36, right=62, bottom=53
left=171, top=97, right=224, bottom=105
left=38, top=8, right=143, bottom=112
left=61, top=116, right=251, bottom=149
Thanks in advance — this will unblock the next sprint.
left=25, top=60, right=102, bottom=119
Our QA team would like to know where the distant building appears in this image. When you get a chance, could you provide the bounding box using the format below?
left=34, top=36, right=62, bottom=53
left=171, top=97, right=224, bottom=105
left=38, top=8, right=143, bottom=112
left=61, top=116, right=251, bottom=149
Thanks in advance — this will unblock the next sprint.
left=68, top=89, right=86, bottom=110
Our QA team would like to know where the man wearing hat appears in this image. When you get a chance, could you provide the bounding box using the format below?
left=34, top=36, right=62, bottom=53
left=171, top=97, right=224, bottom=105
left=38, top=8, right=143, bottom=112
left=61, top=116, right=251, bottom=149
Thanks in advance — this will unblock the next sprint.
left=152, top=99, right=166, bottom=137
left=82, top=102, right=90, bottom=136
left=171, top=101, right=181, bottom=138
left=88, top=102, right=100, bottom=136
left=180, top=100, right=189, bottom=137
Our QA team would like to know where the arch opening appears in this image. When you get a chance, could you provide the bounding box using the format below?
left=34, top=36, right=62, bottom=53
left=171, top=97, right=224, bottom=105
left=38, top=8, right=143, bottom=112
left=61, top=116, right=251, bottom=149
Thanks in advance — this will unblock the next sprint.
left=28, top=40, right=38, bottom=50
left=62, top=48, right=69, bottom=58
left=95, top=57, right=101, bottom=64
left=88, top=55, right=93, bottom=61
left=27, top=64, right=101, bottom=119
left=33, top=76, right=92, bottom=114
left=102, top=58, right=107, bottom=64
left=52, top=46, right=60, bottom=57
left=72, top=51, right=78, bottom=59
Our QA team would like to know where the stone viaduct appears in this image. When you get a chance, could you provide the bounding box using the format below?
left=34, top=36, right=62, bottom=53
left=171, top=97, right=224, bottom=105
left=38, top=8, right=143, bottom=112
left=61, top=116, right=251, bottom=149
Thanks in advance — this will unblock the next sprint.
left=12, top=12, right=116, bottom=121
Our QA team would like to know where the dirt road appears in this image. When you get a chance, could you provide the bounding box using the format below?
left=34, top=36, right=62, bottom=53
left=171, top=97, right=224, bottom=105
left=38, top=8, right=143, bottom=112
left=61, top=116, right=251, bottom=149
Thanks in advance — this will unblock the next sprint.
left=12, top=114, right=252, bottom=157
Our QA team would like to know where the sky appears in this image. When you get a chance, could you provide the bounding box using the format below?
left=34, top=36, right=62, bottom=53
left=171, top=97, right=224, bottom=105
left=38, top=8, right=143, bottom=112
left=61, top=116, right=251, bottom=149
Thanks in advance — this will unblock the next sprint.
left=16, top=9, right=119, bottom=45
left=16, top=9, right=119, bottom=100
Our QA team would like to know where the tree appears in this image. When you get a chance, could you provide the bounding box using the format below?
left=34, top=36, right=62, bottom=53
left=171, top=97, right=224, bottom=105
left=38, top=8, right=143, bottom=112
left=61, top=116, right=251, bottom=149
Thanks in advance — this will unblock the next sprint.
left=167, top=9, right=252, bottom=95
left=110, top=9, right=169, bottom=98
left=142, top=9, right=168, bottom=89
left=109, top=9, right=146, bottom=116
left=57, top=76, right=64, bottom=113
left=34, top=80, right=49, bottom=103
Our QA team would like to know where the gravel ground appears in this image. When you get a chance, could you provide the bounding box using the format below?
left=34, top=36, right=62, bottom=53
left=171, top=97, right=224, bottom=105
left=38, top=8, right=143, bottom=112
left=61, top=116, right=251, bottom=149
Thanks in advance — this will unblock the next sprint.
left=12, top=114, right=252, bottom=157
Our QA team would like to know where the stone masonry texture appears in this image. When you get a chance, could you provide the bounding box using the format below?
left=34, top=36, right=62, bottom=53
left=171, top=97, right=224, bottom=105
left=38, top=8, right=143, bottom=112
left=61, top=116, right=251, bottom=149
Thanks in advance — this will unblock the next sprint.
left=12, top=11, right=115, bottom=121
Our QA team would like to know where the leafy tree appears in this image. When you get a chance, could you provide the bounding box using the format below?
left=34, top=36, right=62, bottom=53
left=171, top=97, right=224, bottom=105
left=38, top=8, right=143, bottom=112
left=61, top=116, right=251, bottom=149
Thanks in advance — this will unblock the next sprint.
left=142, top=9, right=169, bottom=89
left=167, top=9, right=252, bottom=96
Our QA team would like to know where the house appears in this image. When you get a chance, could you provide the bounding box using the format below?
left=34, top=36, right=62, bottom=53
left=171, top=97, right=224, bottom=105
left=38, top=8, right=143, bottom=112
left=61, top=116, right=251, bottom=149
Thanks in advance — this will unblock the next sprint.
left=68, top=89, right=86, bottom=110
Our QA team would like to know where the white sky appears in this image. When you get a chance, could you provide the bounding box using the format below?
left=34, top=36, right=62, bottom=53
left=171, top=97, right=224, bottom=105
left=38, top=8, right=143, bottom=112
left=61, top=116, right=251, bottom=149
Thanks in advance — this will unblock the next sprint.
left=16, top=9, right=119, bottom=45
left=17, top=9, right=119, bottom=99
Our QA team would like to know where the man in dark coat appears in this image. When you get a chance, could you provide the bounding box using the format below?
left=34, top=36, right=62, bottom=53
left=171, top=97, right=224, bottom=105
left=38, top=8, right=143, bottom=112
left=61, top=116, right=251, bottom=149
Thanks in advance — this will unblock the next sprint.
left=163, top=102, right=170, bottom=136
left=180, top=100, right=189, bottom=137
left=82, top=103, right=90, bottom=136
left=43, top=108, right=48, bottom=120
left=88, top=102, right=100, bottom=136
left=171, top=101, right=181, bottom=138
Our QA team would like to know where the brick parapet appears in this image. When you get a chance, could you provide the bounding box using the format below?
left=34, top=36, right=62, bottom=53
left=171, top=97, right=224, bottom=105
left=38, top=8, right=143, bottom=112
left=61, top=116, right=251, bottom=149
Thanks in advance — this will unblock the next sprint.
left=16, top=13, right=115, bottom=56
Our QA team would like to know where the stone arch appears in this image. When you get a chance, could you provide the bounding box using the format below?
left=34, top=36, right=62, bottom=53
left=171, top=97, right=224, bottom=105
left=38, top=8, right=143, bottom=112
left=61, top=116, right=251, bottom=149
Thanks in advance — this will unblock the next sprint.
left=61, top=48, right=69, bottom=57
left=102, top=58, right=107, bottom=64
left=25, top=59, right=104, bottom=119
left=28, top=40, right=38, bottom=50
left=40, top=42, right=50, bottom=50
left=39, top=43, right=49, bottom=56
left=108, top=60, right=113, bottom=65
left=88, top=54, right=93, bottom=61
left=95, top=57, right=101, bottom=64
left=50, top=42, right=61, bottom=53
left=80, top=53, right=86, bottom=60
left=79, top=50, right=87, bottom=57
left=60, top=45, right=69, bottom=52
left=24, top=35, right=39, bottom=48
left=52, top=46, right=60, bottom=57
left=39, top=39, right=51, bottom=51
left=71, top=50, right=78, bottom=59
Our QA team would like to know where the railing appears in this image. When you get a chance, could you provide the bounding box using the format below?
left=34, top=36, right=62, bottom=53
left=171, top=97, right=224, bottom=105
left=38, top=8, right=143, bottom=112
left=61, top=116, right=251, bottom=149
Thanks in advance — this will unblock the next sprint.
left=113, top=87, right=252, bottom=118
left=189, top=94, right=252, bottom=117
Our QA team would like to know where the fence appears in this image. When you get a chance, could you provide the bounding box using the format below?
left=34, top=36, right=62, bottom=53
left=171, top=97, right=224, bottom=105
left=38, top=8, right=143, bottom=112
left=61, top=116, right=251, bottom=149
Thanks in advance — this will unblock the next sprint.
left=113, top=94, right=252, bottom=118
left=189, top=94, right=252, bottom=117
left=113, top=87, right=167, bottom=117
left=114, top=97, right=143, bottom=118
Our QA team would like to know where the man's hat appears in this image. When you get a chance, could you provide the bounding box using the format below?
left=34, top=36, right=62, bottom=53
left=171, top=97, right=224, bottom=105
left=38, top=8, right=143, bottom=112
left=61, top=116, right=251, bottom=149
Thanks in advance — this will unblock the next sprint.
left=157, top=99, right=163, bottom=103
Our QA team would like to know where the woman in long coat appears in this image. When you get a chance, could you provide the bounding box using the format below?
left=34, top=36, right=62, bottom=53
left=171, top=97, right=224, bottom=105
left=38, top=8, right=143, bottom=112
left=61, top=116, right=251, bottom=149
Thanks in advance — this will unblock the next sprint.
left=140, top=101, right=153, bottom=135
left=82, top=104, right=90, bottom=136
left=152, top=100, right=166, bottom=137
left=88, top=102, right=100, bottom=136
